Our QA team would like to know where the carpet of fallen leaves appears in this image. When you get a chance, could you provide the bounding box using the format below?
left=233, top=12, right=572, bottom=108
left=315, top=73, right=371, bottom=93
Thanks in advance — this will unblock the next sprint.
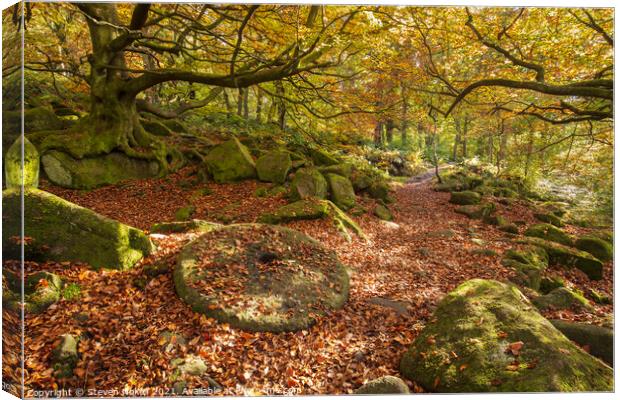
left=2, top=167, right=613, bottom=396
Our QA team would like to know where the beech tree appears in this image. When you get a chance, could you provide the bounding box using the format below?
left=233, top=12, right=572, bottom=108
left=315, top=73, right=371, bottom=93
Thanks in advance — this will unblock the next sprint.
left=22, top=3, right=358, bottom=176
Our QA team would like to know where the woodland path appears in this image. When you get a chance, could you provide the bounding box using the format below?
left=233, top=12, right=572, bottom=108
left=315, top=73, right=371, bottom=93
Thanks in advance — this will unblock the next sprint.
left=8, top=168, right=612, bottom=394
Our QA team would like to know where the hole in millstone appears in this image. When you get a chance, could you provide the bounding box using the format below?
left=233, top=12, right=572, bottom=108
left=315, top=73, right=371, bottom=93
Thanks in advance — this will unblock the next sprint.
left=258, top=251, right=279, bottom=264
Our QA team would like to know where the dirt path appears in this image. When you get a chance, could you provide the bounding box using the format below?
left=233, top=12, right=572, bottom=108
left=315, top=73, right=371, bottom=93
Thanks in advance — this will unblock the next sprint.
left=10, top=170, right=613, bottom=395
left=407, top=163, right=453, bottom=185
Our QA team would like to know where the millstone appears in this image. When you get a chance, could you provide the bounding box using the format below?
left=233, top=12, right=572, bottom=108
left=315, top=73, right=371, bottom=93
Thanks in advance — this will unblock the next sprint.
left=173, top=224, right=349, bottom=332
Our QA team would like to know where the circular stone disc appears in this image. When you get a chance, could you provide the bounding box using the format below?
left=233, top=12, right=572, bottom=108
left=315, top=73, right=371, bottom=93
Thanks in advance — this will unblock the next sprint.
left=174, top=224, right=349, bottom=332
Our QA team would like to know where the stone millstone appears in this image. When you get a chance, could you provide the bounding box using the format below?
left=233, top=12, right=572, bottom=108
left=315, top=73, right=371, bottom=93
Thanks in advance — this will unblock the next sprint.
left=399, top=279, right=613, bottom=392
left=2, top=188, right=153, bottom=269
left=174, top=224, right=349, bottom=332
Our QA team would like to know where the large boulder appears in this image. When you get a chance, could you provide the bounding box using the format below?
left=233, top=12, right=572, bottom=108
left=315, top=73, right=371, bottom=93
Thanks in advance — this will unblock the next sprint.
left=326, top=173, right=356, bottom=210
left=354, top=376, right=409, bottom=394
left=532, top=287, right=594, bottom=312
left=174, top=224, right=349, bottom=332
left=519, top=237, right=604, bottom=280
left=41, top=150, right=160, bottom=189
left=258, top=198, right=330, bottom=224
left=449, top=191, right=481, bottom=205
left=574, top=236, right=612, bottom=262
left=550, top=320, right=613, bottom=366
left=455, top=203, right=495, bottom=219
left=150, top=219, right=221, bottom=234
left=309, top=147, right=339, bottom=166
left=399, top=279, right=613, bottom=392
left=289, top=167, right=328, bottom=201
left=534, top=212, right=564, bottom=227
left=256, top=150, right=292, bottom=184
left=2, top=188, right=153, bottom=269
left=3, top=270, right=63, bottom=314
left=502, top=247, right=548, bottom=291
left=204, top=138, right=256, bottom=183
left=525, top=224, right=573, bottom=246
left=5, top=136, right=39, bottom=188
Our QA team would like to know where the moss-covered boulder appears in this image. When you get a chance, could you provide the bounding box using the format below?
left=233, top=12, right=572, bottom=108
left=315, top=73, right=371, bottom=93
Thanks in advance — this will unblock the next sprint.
left=483, top=214, right=508, bottom=226
left=174, top=205, right=196, bottom=221
left=498, top=223, right=519, bottom=234
left=151, top=219, right=221, bottom=234
left=502, top=247, right=548, bottom=291
left=550, top=320, right=613, bottom=366
left=51, top=334, right=79, bottom=378
left=368, top=180, right=392, bottom=203
left=258, top=198, right=330, bottom=224
left=532, top=287, right=593, bottom=312
left=449, top=191, right=481, bottom=205
left=5, top=136, right=39, bottom=188
left=2, top=188, right=153, bottom=269
left=318, top=163, right=352, bottom=178
left=539, top=276, right=565, bottom=294
left=256, top=150, right=292, bottom=184
left=574, top=236, right=612, bottom=262
left=354, top=376, right=410, bottom=394
left=174, top=224, right=349, bottom=332
left=374, top=204, right=393, bottom=221
left=524, top=224, right=573, bottom=246
left=3, top=271, right=64, bottom=314
left=455, top=203, right=495, bottom=219
left=326, top=173, right=356, bottom=210
left=289, top=167, right=328, bottom=201
left=309, top=148, right=339, bottom=166
left=399, top=279, right=613, bottom=392
left=259, top=199, right=365, bottom=241
left=534, top=212, right=564, bottom=227
left=3, top=107, right=64, bottom=154
left=204, top=138, right=256, bottom=183
left=518, top=237, right=604, bottom=280
left=41, top=150, right=160, bottom=189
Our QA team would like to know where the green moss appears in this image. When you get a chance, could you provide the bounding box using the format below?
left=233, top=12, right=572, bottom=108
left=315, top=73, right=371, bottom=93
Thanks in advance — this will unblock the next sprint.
left=258, top=198, right=330, bottom=224
left=256, top=150, right=292, bottom=184
left=354, top=376, right=409, bottom=394
left=309, top=147, right=339, bottom=166
left=141, top=119, right=172, bottom=137
left=399, top=279, right=613, bottom=392
left=318, top=163, right=352, bottom=177
left=550, top=320, right=613, bottom=366
left=51, top=334, right=79, bottom=378
left=574, top=236, right=612, bottom=262
left=289, top=167, right=328, bottom=201
left=518, top=237, right=604, bottom=280
left=174, top=205, right=196, bottom=221
left=161, top=119, right=188, bottom=133
left=589, top=288, right=612, bottom=305
left=483, top=214, right=508, bottom=226
left=449, top=191, right=481, bottom=205
left=534, top=213, right=564, bottom=227
left=2, top=188, right=153, bottom=269
left=374, top=204, right=393, bottom=221
left=204, top=138, right=256, bottom=183
left=502, top=247, right=548, bottom=291
left=368, top=180, right=392, bottom=203
left=498, top=224, right=519, bottom=234
left=5, top=136, right=40, bottom=188
left=525, top=224, right=573, bottom=246
left=41, top=150, right=160, bottom=189
left=62, top=283, right=81, bottom=301
left=455, top=203, right=495, bottom=219
left=533, top=287, right=593, bottom=312
left=151, top=219, right=221, bottom=234
left=326, top=173, right=356, bottom=210
left=539, top=276, right=565, bottom=294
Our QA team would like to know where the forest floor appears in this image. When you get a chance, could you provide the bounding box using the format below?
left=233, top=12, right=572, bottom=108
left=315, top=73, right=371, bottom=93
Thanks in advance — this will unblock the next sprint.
left=3, top=166, right=613, bottom=395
